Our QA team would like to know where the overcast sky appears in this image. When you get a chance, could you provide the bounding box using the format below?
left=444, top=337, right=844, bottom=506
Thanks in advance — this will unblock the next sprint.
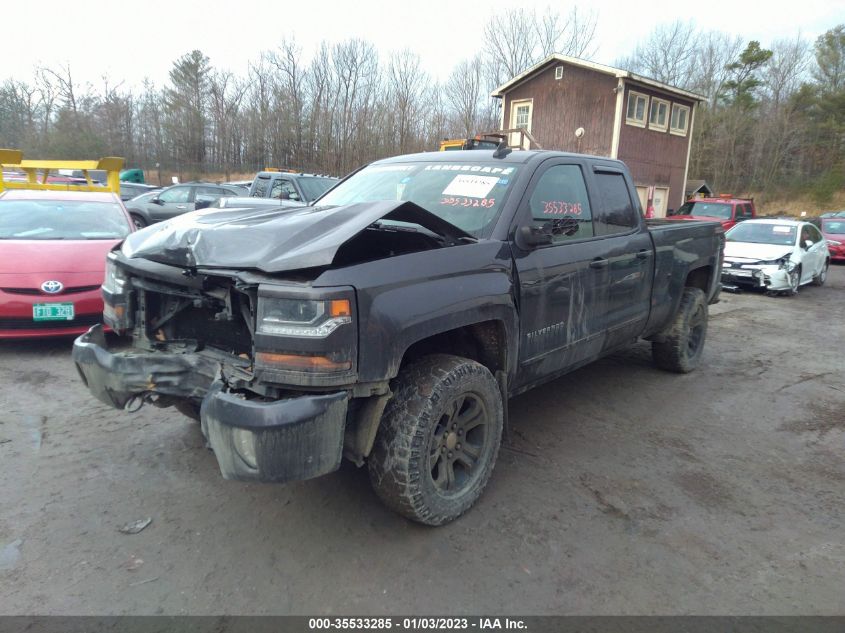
left=4, top=0, right=845, bottom=89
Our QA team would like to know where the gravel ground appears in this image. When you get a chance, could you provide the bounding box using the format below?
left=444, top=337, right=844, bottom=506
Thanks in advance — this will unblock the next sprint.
left=1, top=266, right=843, bottom=615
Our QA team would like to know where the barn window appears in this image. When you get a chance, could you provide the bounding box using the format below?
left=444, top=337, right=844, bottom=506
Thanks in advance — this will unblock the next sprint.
left=649, top=97, right=670, bottom=131
left=625, top=91, right=648, bottom=127
left=555, top=66, right=564, bottom=80
left=670, top=103, right=690, bottom=136
left=511, top=100, right=533, bottom=131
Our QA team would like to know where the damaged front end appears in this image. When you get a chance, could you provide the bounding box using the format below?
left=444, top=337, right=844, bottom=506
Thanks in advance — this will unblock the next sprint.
left=720, top=253, right=795, bottom=291
left=74, top=200, right=471, bottom=484
left=74, top=253, right=358, bottom=483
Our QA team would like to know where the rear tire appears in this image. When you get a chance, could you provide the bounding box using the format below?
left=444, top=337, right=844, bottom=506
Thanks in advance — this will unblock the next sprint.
left=652, top=287, right=708, bottom=374
left=368, top=354, right=503, bottom=526
left=812, top=260, right=828, bottom=286
left=130, top=213, right=147, bottom=229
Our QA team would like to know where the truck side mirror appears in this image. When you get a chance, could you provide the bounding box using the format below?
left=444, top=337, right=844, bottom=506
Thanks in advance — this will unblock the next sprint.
left=519, top=224, right=553, bottom=248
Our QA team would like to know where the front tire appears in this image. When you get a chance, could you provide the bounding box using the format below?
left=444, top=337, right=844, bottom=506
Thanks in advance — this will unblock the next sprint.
left=130, top=213, right=147, bottom=229
left=652, top=287, right=708, bottom=374
left=784, top=265, right=801, bottom=296
left=812, top=260, right=828, bottom=286
left=368, top=354, right=503, bottom=526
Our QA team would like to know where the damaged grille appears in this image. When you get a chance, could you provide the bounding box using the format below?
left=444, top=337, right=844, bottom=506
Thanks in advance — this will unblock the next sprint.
left=137, top=276, right=254, bottom=357
left=168, top=304, right=252, bottom=355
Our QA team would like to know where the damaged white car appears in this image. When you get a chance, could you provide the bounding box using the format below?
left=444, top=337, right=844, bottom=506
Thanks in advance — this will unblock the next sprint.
left=721, top=219, right=830, bottom=295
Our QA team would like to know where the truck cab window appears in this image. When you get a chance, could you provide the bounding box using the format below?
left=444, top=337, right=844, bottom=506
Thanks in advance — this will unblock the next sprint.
left=528, top=164, right=593, bottom=242
left=270, top=179, right=300, bottom=201
left=592, top=173, right=639, bottom=235
left=252, top=178, right=269, bottom=198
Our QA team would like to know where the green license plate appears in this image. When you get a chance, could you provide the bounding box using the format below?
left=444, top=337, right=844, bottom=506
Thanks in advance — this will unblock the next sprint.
left=33, top=302, right=75, bottom=322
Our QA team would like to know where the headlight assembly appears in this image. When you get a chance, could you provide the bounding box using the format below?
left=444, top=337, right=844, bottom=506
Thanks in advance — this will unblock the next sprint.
left=102, top=254, right=128, bottom=294
left=755, top=256, right=794, bottom=270
left=776, top=256, right=795, bottom=270
left=101, top=253, right=133, bottom=332
left=257, top=296, right=352, bottom=338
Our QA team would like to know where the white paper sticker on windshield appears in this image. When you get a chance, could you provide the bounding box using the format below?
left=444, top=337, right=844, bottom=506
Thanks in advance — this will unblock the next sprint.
left=772, top=226, right=792, bottom=233
left=442, top=175, right=500, bottom=199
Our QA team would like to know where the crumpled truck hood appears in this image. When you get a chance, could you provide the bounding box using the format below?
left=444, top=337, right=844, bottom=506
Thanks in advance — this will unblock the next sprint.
left=120, top=201, right=473, bottom=273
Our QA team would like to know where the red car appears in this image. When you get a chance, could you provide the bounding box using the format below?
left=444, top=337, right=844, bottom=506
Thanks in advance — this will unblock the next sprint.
left=0, top=189, right=134, bottom=339
left=666, top=196, right=756, bottom=231
left=820, top=217, right=845, bottom=261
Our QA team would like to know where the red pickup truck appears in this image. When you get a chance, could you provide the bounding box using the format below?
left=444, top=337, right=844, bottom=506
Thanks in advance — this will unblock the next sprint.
left=667, top=197, right=756, bottom=231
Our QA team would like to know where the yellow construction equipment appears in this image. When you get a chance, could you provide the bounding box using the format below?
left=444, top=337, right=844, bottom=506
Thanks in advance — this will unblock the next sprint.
left=0, top=149, right=124, bottom=193
left=438, top=129, right=543, bottom=152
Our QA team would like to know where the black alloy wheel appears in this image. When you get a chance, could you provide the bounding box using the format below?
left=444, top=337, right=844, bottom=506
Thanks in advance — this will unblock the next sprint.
left=429, top=392, right=490, bottom=496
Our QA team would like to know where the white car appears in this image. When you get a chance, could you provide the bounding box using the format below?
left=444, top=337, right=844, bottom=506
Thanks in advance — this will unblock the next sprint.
left=721, top=219, right=830, bottom=295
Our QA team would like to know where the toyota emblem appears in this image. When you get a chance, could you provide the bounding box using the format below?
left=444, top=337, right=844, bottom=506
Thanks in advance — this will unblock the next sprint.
left=41, top=280, right=64, bottom=294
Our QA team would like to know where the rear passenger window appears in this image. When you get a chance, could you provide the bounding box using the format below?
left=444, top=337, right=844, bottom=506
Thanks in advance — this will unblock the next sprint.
left=196, top=186, right=222, bottom=196
left=592, top=172, right=640, bottom=235
left=528, top=165, right=593, bottom=242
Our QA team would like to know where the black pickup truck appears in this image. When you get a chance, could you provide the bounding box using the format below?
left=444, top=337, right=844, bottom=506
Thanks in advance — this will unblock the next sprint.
left=73, top=150, right=724, bottom=525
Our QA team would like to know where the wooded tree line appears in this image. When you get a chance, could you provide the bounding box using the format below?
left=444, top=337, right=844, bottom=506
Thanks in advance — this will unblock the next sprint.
left=617, top=22, right=845, bottom=203
left=0, top=13, right=842, bottom=202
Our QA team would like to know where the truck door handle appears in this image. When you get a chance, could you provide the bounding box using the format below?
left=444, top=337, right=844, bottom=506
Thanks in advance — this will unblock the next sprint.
left=589, top=258, right=609, bottom=269
left=176, top=205, right=187, bottom=209
left=636, top=249, right=651, bottom=259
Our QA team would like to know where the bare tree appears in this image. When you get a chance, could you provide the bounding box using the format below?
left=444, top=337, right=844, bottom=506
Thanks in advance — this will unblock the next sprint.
left=387, top=50, right=428, bottom=154
left=267, top=39, right=307, bottom=165
left=763, top=35, right=810, bottom=106
left=208, top=70, right=246, bottom=174
left=556, top=7, right=599, bottom=59
left=483, top=9, right=540, bottom=84
left=447, top=56, right=486, bottom=137
left=690, top=30, right=744, bottom=107
left=615, top=21, right=698, bottom=87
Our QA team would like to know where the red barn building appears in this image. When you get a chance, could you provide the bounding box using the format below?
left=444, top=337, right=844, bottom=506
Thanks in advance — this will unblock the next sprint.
left=492, top=54, right=706, bottom=217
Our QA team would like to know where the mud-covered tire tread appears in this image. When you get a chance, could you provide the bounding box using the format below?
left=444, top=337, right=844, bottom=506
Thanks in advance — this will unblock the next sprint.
left=368, top=354, right=503, bottom=526
left=652, top=287, right=708, bottom=374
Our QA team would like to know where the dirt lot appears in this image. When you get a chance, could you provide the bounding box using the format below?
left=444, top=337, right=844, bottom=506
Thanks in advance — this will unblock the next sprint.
left=1, top=267, right=843, bottom=616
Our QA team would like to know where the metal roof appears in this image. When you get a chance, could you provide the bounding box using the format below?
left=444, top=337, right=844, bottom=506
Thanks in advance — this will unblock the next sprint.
left=491, top=54, right=707, bottom=103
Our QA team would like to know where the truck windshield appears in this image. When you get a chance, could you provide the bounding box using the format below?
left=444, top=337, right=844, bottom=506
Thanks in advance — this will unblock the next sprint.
left=316, top=161, right=520, bottom=236
left=726, top=222, right=797, bottom=246
left=0, top=199, right=131, bottom=240
left=675, top=201, right=733, bottom=219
